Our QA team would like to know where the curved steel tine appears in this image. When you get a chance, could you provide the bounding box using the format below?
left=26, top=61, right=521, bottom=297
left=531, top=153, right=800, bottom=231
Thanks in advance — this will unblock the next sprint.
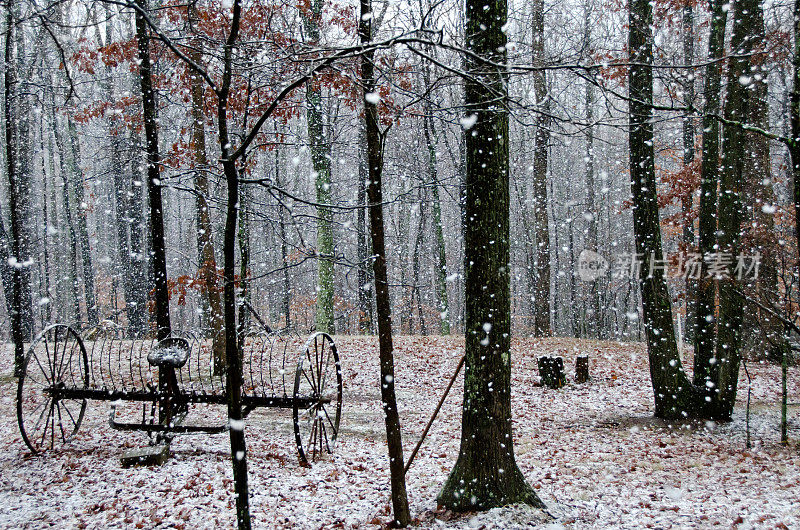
left=244, top=332, right=253, bottom=398
left=258, top=331, right=274, bottom=395
left=116, top=328, right=124, bottom=392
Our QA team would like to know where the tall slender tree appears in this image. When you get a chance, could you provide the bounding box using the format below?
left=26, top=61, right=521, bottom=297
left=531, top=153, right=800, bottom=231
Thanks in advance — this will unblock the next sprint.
left=714, top=0, right=759, bottom=418
left=5, top=0, right=28, bottom=375
left=133, top=0, right=171, bottom=340
left=188, top=2, right=225, bottom=368
left=532, top=0, right=551, bottom=337
left=359, top=0, right=411, bottom=524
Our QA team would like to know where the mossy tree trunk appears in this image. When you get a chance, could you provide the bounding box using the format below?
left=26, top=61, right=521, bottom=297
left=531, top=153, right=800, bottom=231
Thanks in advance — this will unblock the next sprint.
left=693, top=0, right=726, bottom=387
left=302, top=0, right=335, bottom=334
left=714, top=0, right=759, bottom=419
left=438, top=0, right=543, bottom=510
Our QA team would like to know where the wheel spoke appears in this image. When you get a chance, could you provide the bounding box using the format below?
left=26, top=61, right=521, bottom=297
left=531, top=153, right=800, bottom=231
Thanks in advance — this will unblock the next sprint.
left=319, top=415, right=330, bottom=454
left=317, top=339, right=325, bottom=392
left=303, top=368, right=318, bottom=395
left=38, top=400, right=54, bottom=448
left=321, top=404, right=337, bottom=439
left=56, top=402, right=68, bottom=444
left=56, top=331, right=69, bottom=382
left=31, top=350, right=52, bottom=386
left=319, top=341, right=331, bottom=396
left=60, top=400, right=79, bottom=433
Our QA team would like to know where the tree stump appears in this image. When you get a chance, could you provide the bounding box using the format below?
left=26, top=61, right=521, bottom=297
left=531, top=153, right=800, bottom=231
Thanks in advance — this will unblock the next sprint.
left=538, top=356, right=566, bottom=389
left=575, top=355, right=590, bottom=383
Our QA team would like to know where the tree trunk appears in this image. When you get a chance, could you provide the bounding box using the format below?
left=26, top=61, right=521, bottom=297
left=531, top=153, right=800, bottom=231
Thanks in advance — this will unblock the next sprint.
left=412, top=189, right=427, bottom=335
left=67, top=120, right=97, bottom=326
left=238, top=184, right=251, bottom=335
left=302, top=0, right=335, bottom=334
left=188, top=2, right=225, bottom=368
left=693, top=0, right=726, bottom=387
left=681, top=0, right=696, bottom=343
left=216, top=2, right=251, bottom=527
left=743, top=2, right=788, bottom=363
left=50, top=104, right=81, bottom=324
left=714, top=0, right=758, bottom=418
left=276, top=144, right=292, bottom=329
left=357, top=123, right=374, bottom=334
left=439, top=0, right=542, bottom=510
left=532, top=0, right=551, bottom=337
left=628, top=0, right=706, bottom=419
left=5, top=1, right=27, bottom=375
left=359, top=0, right=411, bottom=524
left=792, top=0, right=800, bottom=275
left=423, top=110, right=451, bottom=335
left=12, top=1, right=32, bottom=339
left=583, top=0, right=600, bottom=339
left=134, top=0, right=170, bottom=340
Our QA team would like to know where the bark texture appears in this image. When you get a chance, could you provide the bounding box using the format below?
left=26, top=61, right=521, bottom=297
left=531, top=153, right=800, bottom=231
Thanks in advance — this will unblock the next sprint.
left=439, top=0, right=542, bottom=509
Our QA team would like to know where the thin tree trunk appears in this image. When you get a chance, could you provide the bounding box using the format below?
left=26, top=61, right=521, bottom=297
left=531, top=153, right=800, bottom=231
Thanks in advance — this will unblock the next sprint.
left=423, top=110, right=450, bottom=334
left=133, top=0, right=171, bottom=340
left=412, top=189, right=427, bottom=335
left=188, top=2, right=225, bottom=367
left=238, top=184, right=251, bottom=333
left=5, top=1, right=26, bottom=375
left=792, top=0, right=800, bottom=277
left=359, top=0, right=410, bottom=524
left=357, top=123, right=373, bottom=334
left=276, top=144, right=292, bottom=329
left=681, top=0, right=696, bottom=343
left=532, top=0, right=551, bottom=337
left=50, top=102, right=81, bottom=323
left=62, top=118, right=98, bottom=325
left=583, top=0, right=600, bottom=339
left=215, top=2, right=251, bottom=526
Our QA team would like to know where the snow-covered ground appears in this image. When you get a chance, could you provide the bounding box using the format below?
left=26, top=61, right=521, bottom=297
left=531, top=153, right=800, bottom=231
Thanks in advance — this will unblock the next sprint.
left=1, top=336, right=799, bottom=528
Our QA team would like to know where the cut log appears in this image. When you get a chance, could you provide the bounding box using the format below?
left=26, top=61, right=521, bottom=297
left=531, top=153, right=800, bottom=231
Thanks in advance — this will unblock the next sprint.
left=538, top=355, right=566, bottom=389
left=575, top=355, right=590, bottom=383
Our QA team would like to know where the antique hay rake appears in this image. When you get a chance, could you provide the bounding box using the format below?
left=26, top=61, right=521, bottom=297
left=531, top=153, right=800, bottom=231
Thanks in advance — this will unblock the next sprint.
left=16, top=321, right=342, bottom=465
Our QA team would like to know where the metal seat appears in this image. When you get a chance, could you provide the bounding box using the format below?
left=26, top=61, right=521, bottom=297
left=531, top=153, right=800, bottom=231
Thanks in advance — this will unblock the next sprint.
left=147, top=337, right=191, bottom=369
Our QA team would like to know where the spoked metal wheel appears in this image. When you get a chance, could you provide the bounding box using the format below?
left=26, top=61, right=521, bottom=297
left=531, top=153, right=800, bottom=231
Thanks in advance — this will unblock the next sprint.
left=293, top=332, right=342, bottom=466
left=17, top=325, right=89, bottom=453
